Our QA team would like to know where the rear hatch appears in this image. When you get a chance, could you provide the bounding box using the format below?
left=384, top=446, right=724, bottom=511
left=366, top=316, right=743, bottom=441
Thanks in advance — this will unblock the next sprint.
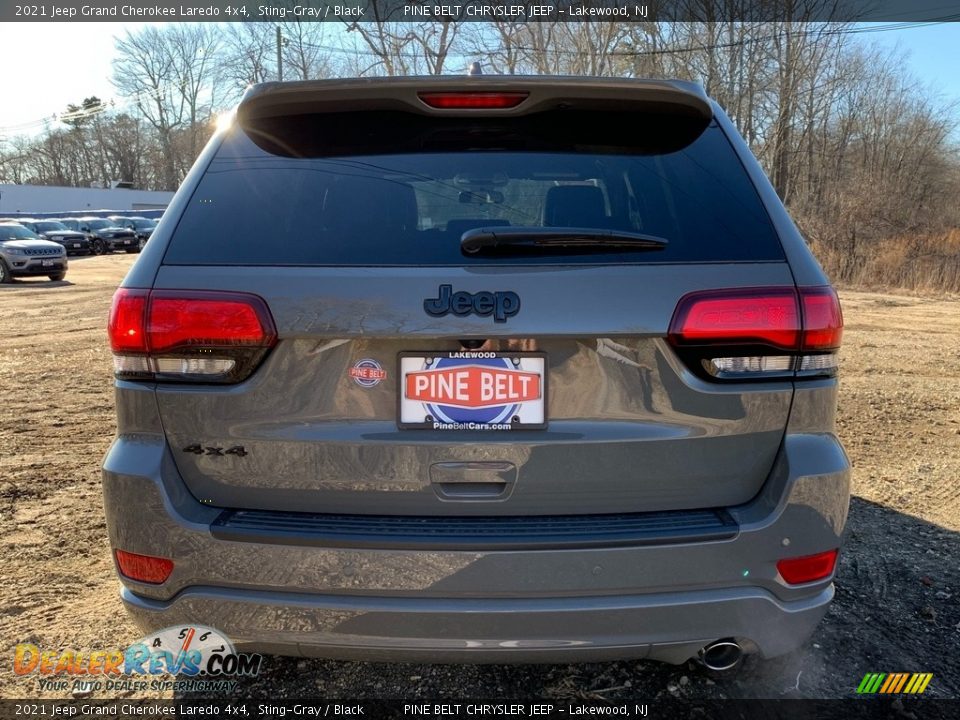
left=134, top=78, right=798, bottom=516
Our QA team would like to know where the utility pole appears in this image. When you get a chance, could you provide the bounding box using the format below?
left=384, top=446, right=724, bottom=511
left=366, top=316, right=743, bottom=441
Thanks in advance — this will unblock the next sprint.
left=276, top=26, right=283, bottom=82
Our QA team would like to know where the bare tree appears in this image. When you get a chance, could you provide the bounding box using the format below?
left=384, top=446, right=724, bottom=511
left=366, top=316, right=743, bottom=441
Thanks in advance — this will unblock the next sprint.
left=112, top=25, right=219, bottom=188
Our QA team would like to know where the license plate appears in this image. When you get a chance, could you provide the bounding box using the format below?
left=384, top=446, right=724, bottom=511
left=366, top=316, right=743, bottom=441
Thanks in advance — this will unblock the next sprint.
left=123, top=239, right=131, bottom=245
left=399, top=352, right=546, bottom=430
left=41, top=260, right=54, bottom=267
left=72, top=243, right=80, bottom=248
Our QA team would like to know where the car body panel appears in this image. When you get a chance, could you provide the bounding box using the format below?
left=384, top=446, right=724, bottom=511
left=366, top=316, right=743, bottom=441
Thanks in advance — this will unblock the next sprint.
left=151, top=262, right=795, bottom=516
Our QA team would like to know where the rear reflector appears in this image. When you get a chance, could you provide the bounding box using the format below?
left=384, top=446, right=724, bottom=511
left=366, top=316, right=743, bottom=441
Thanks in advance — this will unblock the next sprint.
left=669, top=286, right=843, bottom=380
left=108, top=289, right=276, bottom=383
left=114, top=550, right=174, bottom=584
left=418, top=91, right=529, bottom=109
left=777, top=549, right=839, bottom=585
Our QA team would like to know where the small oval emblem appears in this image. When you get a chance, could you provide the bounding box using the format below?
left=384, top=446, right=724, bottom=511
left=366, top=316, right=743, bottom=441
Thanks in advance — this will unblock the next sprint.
left=350, top=358, right=386, bottom=387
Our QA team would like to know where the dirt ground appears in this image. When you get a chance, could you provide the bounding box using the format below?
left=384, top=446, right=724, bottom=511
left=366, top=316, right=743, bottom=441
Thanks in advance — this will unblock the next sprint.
left=0, top=254, right=958, bottom=701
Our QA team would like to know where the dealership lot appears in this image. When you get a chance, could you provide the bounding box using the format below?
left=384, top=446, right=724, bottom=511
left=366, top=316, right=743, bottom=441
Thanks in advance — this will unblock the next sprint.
left=0, top=255, right=958, bottom=699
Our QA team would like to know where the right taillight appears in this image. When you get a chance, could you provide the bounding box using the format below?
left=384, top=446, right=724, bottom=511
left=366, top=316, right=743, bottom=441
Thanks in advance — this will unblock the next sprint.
left=108, top=288, right=277, bottom=383
left=668, top=286, right=842, bottom=380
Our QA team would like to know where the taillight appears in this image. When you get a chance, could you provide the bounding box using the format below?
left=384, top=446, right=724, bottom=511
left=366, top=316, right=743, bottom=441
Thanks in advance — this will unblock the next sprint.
left=108, top=289, right=276, bottom=383
left=418, top=91, right=529, bottom=109
left=800, top=287, right=843, bottom=351
left=668, top=286, right=842, bottom=380
left=114, top=549, right=174, bottom=584
left=777, top=549, right=839, bottom=585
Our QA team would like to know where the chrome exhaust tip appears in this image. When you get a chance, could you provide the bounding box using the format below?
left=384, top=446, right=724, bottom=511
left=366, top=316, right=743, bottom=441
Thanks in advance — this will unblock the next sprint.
left=698, top=639, right=743, bottom=671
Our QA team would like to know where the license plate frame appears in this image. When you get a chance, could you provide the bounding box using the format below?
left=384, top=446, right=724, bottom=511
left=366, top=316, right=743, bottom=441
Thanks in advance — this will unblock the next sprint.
left=41, top=260, right=55, bottom=267
left=398, top=351, right=548, bottom=431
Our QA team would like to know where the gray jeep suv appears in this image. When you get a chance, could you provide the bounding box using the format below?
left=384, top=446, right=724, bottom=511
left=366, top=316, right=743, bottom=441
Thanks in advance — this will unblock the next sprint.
left=0, top=222, right=68, bottom=282
left=103, top=77, right=848, bottom=668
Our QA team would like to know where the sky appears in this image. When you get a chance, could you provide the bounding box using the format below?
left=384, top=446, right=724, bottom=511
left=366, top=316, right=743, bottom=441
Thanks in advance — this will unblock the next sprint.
left=1, top=21, right=959, bottom=140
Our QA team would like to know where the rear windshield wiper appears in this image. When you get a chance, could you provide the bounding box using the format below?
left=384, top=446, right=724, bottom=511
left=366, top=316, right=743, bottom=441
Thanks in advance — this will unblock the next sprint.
left=461, top=226, right=668, bottom=254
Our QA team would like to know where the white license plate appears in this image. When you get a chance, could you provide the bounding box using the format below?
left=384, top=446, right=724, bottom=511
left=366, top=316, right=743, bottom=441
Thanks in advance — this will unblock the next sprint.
left=398, top=352, right=546, bottom=430
left=72, top=243, right=80, bottom=248
left=41, top=260, right=55, bottom=267
left=123, top=239, right=131, bottom=245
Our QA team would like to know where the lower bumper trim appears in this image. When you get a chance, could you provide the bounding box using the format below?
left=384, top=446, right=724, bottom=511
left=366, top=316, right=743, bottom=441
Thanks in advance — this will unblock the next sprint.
left=121, top=584, right=832, bottom=664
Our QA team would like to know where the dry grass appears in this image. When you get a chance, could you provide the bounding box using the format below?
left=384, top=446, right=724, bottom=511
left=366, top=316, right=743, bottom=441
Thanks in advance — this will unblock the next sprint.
left=813, top=229, right=960, bottom=294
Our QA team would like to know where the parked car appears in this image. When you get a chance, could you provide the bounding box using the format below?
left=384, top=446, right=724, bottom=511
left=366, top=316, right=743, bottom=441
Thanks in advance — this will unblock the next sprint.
left=0, top=222, right=68, bottom=282
left=108, top=216, right=156, bottom=248
left=17, top=219, right=92, bottom=255
left=68, top=217, right=139, bottom=254
left=103, top=77, right=848, bottom=670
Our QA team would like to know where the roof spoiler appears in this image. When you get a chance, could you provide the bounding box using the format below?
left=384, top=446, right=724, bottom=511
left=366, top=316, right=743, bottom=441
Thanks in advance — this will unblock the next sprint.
left=236, top=76, right=713, bottom=126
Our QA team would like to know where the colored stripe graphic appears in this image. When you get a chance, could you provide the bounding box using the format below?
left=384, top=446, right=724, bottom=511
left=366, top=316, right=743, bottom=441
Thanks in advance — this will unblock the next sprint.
left=858, top=672, right=932, bottom=694
left=878, top=674, right=896, bottom=693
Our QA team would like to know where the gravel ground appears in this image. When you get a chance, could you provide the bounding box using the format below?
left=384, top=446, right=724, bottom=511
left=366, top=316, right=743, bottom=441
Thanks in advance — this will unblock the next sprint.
left=0, top=255, right=958, bottom=701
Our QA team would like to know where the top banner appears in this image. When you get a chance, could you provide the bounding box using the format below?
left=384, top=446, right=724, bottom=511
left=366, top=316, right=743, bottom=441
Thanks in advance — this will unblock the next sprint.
left=4, top=0, right=960, bottom=23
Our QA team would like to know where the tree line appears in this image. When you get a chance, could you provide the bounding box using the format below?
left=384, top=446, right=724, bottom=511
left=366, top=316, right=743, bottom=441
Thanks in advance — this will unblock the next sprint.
left=1, top=13, right=959, bottom=290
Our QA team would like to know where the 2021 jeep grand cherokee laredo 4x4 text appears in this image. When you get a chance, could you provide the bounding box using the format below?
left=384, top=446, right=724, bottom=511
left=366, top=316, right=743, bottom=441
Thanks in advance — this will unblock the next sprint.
left=103, top=77, right=848, bottom=668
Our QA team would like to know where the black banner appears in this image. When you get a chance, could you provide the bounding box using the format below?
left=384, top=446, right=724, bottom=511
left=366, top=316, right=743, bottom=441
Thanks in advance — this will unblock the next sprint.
left=1, top=700, right=959, bottom=720
left=3, top=0, right=960, bottom=24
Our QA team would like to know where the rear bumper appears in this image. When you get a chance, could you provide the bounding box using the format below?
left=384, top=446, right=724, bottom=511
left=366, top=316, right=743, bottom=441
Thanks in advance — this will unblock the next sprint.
left=103, top=414, right=849, bottom=663
left=120, top=583, right=832, bottom=664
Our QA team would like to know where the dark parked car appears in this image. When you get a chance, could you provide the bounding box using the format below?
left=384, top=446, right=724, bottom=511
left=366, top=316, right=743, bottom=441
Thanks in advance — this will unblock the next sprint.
left=68, top=217, right=139, bottom=254
left=0, top=222, right=68, bottom=282
left=104, top=77, right=847, bottom=670
left=18, top=219, right=92, bottom=255
left=108, top=216, right=156, bottom=247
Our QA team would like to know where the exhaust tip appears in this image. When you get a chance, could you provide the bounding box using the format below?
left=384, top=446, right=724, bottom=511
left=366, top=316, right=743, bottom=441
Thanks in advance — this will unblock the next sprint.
left=698, top=639, right=743, bottom=672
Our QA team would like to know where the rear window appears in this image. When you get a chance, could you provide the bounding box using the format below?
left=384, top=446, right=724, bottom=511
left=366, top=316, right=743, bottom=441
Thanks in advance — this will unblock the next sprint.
left=164, top=112, right=783, bottom=266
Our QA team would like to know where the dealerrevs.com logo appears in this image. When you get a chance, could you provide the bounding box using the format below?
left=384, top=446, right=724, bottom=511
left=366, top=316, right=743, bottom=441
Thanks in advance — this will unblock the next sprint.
left=13, top=625, right=261, bottom=694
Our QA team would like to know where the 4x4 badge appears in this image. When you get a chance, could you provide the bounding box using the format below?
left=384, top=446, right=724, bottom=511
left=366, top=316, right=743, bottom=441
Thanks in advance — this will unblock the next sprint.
left=423, top=284, right=520, bottom=323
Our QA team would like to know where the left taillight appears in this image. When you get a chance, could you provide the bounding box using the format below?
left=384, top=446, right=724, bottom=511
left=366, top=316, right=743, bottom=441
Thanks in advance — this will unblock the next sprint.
left=108, top=288, right=277, bottom=383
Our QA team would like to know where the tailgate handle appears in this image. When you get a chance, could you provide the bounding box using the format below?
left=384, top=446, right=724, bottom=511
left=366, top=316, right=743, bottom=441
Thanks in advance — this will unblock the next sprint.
left=430, top=462, right=516, bottom=501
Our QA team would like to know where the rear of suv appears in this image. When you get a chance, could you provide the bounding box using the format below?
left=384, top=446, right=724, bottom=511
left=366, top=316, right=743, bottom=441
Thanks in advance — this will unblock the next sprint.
left=103, top=77, right=848, bottom=667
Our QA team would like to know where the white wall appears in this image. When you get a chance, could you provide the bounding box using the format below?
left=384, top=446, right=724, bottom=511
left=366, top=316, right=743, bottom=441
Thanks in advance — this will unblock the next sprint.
left=0, top=184, right=174, bottom=215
